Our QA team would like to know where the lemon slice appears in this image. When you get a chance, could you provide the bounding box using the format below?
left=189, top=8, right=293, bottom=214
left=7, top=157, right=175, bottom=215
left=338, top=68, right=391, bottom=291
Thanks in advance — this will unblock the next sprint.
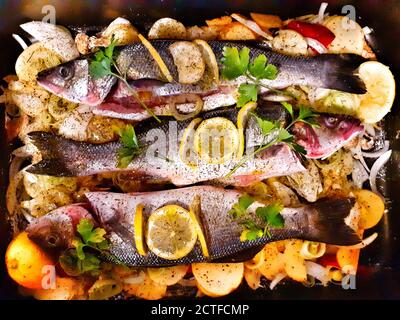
left=236, top=102, right=257, bottom=159
left=188, top=195, right=209, bottom=258
left=146, top=205, right=197, bottom=260
left=134, top=204, right=146, bottom=256
left=179, top=117, right=202, bottom=167
left=357, top=61, right=396, bottom=124
left=15, top=42, right=63, bottom=82
left=193, top=39, right=219, bottom=85
left=138, top=34, right=173, bottom=82
left=193, top=117, right=239, bottom=164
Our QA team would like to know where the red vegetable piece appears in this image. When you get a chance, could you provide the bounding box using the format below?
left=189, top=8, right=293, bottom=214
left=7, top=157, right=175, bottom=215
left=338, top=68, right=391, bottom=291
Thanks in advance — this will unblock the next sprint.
left=317, top=254, right=340, bottom=269
left=287, top=20, right=335, bottom=48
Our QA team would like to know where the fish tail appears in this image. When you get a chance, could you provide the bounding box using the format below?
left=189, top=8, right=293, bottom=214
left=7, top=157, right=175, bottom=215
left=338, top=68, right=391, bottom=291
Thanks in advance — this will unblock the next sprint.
left=306, top=198, right=360, bottom=245
left=319, top=53, right=367, bottom=94
left=27, top=132, right=83, bottom=177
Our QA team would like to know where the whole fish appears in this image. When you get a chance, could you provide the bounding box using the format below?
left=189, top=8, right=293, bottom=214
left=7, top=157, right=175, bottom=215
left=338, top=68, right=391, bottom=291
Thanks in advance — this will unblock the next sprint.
left=26, top=104, right=363, bottom=183
left=36, top=40, right=366, bottom=121
left=26, top=186, right=360, bottom=266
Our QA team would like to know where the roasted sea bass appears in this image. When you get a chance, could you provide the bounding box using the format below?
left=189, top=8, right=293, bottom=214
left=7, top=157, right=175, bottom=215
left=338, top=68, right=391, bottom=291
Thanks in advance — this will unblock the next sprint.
left=27, top=104, right=363, bottom=184
left=36, top=40, right=366, bottom=121
left=26, top=186, right=360, bottom=267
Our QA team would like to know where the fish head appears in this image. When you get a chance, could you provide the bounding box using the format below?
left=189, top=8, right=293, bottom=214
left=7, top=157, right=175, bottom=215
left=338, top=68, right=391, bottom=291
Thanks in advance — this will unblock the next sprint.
left=37, top=59, right=116, bottom=105
left=293, top=114, right=364, bottom=159
left=26, top=205, right=92, bottom=250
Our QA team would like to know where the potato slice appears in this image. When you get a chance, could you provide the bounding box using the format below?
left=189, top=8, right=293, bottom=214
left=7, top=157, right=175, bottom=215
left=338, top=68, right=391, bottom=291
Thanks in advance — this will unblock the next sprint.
left=169, top=41, right=205, bottom=84
left=124, top=273, right=167, bottom=300
left=244, top=267, right=262, bottom=290
left=258, top=243, right=285, bottom=280
left=33, top=277, right=83, bottom=300
left=283, top=240, right=307, bottom=282
left=15, top=42, right=63, bottom=83
left=337, top=247, right=360, bottom=271
left=206, top=16, right=232, bottom=28
left=323, top=15, right=364, bottom=55
left=354, top=189, right=385, bottom=229
left=250, top=13, right=282, bottom=30
left=147, top=265, right=188, bottom=286
left=102, top=17, right=139, bottom=44
left=20, top=21, right=79, bottom=61
left=186, top=26, right=218, bottom=40
left=218, top=22, right=257, bottom=40
left=148, top=18, right=187, bottom=40
left=272, top=30, right=308, bottom=55
left=192, top=263, right=244, bottom=297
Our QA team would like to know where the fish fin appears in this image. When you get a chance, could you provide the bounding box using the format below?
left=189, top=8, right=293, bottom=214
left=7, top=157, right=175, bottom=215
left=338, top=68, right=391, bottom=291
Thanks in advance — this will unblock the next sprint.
left=319, top=53, right=367, bottom=94
left=306, top=198, right=361, bottom=245
left=27, top=131, right=77, bottom=177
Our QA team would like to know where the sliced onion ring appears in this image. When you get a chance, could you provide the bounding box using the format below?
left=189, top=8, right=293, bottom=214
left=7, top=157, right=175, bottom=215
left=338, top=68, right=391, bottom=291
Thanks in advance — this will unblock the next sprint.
left=269, top=272, right=286, bottom=290
left=305, top=261, right=330, bottom=286
left=168, top=94, right=204, bottom=121
left=315, top=2, right=329, bottom=23
left=12, top=34, right=28, bottom=50
left=362, top=140, right=390, bottom=158
left=305, top=37, right=328, bottom=54
left=343, top=232, right=378, bottom=250
left=369, top=150, right=392, bottom=195
left=231, top=13, right=273, bottom=40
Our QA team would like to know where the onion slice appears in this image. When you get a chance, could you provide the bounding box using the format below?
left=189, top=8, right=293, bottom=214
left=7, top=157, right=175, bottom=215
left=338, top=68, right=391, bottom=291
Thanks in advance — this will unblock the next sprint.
left=313, top=2, right=329, bottom=23
left=269, top=273, right=286, bottom=290
left=352, top=160, right=369, bottom=189
left=343, top=232, right=378, bottom=250
left=305, top=261, right=330, bottom=286
left=12, top=34, right=28, bottom=50
left=362, top=140, right=390, bottom=158
left=122, top=271, right=146, bottom=284
left=305, top=37, right=328, bottom=54
left=231, top=13, right=273, bottom=40
left=168, top=94, right=204, bottom=121
left=369, top=150, right=392, bottom=195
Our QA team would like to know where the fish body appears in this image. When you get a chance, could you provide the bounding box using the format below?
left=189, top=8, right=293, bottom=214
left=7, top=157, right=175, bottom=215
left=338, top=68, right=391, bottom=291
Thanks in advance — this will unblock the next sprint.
left=27, top=104, right=363, bottom=180
left=27, top=186, right=360, bottom=266
left=37, top=40, right=366, bottom=120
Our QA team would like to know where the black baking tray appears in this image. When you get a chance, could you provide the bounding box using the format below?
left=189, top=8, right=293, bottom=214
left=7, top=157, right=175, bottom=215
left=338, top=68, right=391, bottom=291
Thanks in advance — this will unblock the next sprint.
left=0, top=0, right=399, bottom=300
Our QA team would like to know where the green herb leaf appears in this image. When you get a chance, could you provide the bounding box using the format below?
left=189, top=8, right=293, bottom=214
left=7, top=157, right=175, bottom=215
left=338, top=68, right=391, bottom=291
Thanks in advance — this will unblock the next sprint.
left=244, top=228, right=264, bottom=241
left=221, top=47, right=250, bottom=80
left=115, top=125, right=141, bottom=168
left=249, top=54, right=278, bottom=80
left=277, top=128, right=293, bottom=142
left=252, top=113, right=276, bottom=136
left=237, top=83, right=258, bottom=107
left=256, top=203, right=285, bottom=228
left=291, top=142, right=307, bottom=155
left=228, top=194, right=255, bottom=219
left=281, top=101, right=294, bottom=120
left=89, top=60, right=112, bottom=79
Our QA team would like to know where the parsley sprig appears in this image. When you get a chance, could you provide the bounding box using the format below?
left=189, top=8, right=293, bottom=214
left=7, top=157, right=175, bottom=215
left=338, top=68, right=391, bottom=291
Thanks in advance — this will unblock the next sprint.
left=114, top=124, right=142, bottom=168
left=226, top=101, right=319, bottom=177
left=89, top=38, right=161, bottom=122
left=228, top=194, right=285, bottom=241
left=221, top=47, right=294, bottom=107
left=59, top=219, right=109, bottom=276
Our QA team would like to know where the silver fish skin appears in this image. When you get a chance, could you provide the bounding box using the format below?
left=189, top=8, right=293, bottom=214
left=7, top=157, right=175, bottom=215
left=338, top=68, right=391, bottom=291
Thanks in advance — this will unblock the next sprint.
left=26, top=104, right=306, bottom=185
left=26, top=186, right=360, bottom=266
left=36, top=40, right=367, bottom=112
left=84, top=186, right=359, bottom=266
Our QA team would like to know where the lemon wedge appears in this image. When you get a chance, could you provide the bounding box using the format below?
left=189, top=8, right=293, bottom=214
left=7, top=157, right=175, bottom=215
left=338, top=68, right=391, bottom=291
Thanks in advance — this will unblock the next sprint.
left=193, top=117, right=239, bottom=164
left=357, top=61, right=396, bottom=124
left=188, top=195, right=209, bottom=258
left=179, top=117, right=202, bottom=167
left=134, top=204, right=146, bottom=256
left=146, top=205, right=197, bottom=260
left=193, top=39, right=219, bottom=85
left=236, top=102, right=257, bottom=159
left=138, top=34, right=173, bottom=82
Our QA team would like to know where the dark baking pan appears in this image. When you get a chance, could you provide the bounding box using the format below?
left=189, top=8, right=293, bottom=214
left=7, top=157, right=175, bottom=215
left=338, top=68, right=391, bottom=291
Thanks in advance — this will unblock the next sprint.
left=0, top=0, right=399, bottom=300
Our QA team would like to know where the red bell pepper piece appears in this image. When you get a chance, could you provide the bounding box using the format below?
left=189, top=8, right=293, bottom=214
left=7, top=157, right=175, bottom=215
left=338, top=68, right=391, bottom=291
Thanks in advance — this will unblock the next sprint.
left=287, top=20, right=335, bottom=48
left=317, top=254, right=340, bottom=269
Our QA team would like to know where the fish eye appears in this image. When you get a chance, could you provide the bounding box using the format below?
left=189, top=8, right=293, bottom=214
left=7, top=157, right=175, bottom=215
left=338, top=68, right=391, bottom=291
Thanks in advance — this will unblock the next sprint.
left=45, top=234, right=59, bottom=247
left=59, top=66, right=73, bottom=80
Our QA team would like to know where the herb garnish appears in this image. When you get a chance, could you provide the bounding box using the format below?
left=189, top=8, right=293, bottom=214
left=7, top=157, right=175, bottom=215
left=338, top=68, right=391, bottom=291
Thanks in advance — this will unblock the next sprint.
left=228, top=194, right=285, bottom=241
left=89, top=38, right=161, bottom=122
left=226, top=101, right=319, bottom=177
left=59, top=219, right=109, bottom=276
left=221, top=46, right=295, bottom=107
left=114, top=124, right=142, bottom=168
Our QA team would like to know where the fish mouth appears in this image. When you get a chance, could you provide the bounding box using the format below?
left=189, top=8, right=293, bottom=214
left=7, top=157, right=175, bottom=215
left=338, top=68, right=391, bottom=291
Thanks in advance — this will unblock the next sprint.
left=36, top=69, right=63, bottom=95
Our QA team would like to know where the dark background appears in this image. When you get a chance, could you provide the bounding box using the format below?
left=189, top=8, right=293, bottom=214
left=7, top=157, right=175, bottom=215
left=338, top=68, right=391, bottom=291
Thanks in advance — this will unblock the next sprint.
left=0, top=0, right=399, bottom=300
